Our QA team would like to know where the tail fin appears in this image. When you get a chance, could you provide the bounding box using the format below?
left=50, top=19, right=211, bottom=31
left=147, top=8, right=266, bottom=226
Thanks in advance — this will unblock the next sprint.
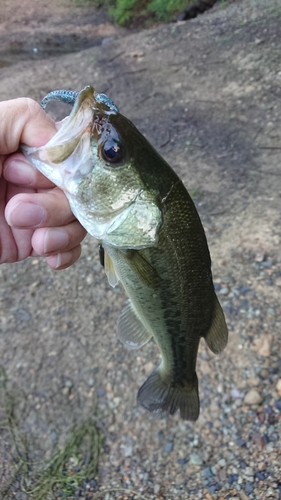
left=137, top=368, right=199, bottom=421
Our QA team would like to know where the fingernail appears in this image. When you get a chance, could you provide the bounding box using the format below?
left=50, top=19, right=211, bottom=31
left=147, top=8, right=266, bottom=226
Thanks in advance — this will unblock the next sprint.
left=7, top=202, right=46, bottom=227
left=47, top=251, right=73, bottom=269
left=44, top=228, right=69, bottom=254
left=55, top=251, right=73, bottom=268
left=5, top=159, right=36, bottom=185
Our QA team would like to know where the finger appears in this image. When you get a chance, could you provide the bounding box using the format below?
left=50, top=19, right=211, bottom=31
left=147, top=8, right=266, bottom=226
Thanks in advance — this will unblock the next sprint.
left=0, top=98, right=56, bottom=154
left=31, top=221, right=86, bottom=256
left=3, top=153, right=55, bottom=189
left=45, top=245, right=82, bottom=270
left=5, top=188, right=75, bottom=228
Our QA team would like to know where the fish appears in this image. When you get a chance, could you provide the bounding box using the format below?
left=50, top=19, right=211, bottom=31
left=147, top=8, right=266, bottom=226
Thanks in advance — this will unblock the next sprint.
left=22, top=86, right=228, bottom=421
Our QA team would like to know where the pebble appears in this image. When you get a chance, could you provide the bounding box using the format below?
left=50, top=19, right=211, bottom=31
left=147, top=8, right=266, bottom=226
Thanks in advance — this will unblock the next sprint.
left=218, top=458, right=226, bottom=467
left=123, top=443, right=133, bottom=457
left=165, top=441, right=174, bottom=453
left=190, top=452, right=203, bottom=465
left=266, top=487, right=274, bottom=497
left=258, top=334, right=272, bottom=357
left=244, top=389, right=263, bottom=405
left=275, top=379, right=281, bottom=396
left=154, top=483, right=160, bottom=494
left=239, top=491, right=250, bottom=500
left=245, top=482, right=254, bottom=494
left=275, top=398, right=281, bottom=410
left=203, top=466, right=213, bottom=478
left=143, top=361, right=155, bottom=375
left=244, top=466, right=254, bottom=476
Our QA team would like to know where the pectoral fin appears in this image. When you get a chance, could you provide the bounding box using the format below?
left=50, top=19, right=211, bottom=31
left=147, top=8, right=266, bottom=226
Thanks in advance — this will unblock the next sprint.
left=104, top=251, right=119, bottom=288
left=204, top=296, right=228, bottom=354
left=117, top=301, right=152, bottom=349
left=123, top=250, right=160, bottom=289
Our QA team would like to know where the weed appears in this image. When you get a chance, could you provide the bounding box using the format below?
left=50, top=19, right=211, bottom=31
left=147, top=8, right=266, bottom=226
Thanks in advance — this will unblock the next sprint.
left=0, top=366, right=103, bottom=500
left=76, top=0, right=194, bottom=25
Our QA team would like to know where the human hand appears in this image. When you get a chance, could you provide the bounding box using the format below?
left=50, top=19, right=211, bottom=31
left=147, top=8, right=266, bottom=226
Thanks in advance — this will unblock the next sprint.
left=0, top=98, right=87, bottom=269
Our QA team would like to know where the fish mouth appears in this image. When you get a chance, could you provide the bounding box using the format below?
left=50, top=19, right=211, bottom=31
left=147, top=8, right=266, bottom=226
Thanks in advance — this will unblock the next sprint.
left=41, top=86, right=96, bottom=166
left=41, top=86, right=119, bottom=165
left=22, top=86, right=112, bottom=191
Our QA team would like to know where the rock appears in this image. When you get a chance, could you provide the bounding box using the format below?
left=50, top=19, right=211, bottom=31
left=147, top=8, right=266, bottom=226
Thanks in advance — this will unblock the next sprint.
left=244, top=389, right=263, bottom=405
left=259, top=368, right=270, bottom=379
left=143, top=362, right=155, bottom=375
left=218, top=469, right=227, bottom=481
left=175, top=473, right=184, bottom=485
left=190, top=452, right=203, bottom=465
left=244, top=466, right=254, bottom=476
left=255, top=250, right=265, bottom=262
left=154, top=483, right=160, bottom=494
left=258, top=335, right=272, bottom=357
left=266, top=487, right=274, bottom=497
left=239, top=491, right=250, bottom=500
left=164, top=441, right=174, bottom=453
left=276, top=379, right=281, bottom=396
left=123, top=443, right=133, bottom=457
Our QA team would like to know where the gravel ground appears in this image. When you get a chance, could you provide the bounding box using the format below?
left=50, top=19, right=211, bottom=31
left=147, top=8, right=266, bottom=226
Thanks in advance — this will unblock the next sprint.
left=1, top=0, right=281, bottom=499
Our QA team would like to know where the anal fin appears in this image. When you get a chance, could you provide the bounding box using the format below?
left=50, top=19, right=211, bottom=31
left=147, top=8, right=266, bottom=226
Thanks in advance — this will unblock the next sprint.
left=204, top=295, right=228, bottom=354
left=117, top=301, right=152, bottom=349
left=137, top=367, right=199, bottom=421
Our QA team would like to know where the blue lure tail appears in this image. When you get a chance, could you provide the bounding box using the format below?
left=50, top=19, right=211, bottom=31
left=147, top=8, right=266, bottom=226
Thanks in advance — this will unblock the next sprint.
left=41, top=90, right=80, bottom=109
left=41, top=88, right=119, bottom=113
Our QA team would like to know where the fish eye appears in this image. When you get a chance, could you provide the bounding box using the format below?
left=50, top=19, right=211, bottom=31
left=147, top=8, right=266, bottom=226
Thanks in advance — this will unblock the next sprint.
left=101, top=138, right=123, bottom=164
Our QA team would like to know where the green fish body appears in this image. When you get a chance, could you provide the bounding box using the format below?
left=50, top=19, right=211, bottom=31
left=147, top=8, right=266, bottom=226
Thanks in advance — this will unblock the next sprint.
left=22, top=86, right=228, bottom=420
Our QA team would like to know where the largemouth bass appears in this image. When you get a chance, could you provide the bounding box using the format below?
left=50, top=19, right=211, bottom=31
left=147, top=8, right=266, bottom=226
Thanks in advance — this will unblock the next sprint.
left=22, top=86, right=228, bottom=421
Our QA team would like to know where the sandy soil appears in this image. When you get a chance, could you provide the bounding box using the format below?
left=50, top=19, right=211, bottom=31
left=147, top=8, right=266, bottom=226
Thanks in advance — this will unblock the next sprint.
left=1, top=0, right=281, bottom=499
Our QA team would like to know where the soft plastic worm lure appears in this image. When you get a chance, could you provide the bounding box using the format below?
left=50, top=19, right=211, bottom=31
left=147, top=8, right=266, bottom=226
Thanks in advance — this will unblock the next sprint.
left=41, top=90, right=79, bottom=109
left=41, top=89, right=119, bottom=113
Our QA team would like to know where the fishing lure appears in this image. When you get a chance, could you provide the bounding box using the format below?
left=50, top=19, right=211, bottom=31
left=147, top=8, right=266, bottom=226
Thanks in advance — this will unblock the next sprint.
left=41, top=89, right=119, bottom=113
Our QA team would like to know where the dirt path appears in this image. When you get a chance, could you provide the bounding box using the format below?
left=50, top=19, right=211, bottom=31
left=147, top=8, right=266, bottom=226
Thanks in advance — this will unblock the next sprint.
left=0, top=0, right=125, bottom=65
left=1, top=0, right=281, bottom=498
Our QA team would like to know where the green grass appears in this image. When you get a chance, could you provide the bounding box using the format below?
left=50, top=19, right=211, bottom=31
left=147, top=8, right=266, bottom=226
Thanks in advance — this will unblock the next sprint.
left=76, top=0, right=194, bottom=25
left=23, top=421, right=103, bottom=499
left=0, top=366, right=103, bottom=500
